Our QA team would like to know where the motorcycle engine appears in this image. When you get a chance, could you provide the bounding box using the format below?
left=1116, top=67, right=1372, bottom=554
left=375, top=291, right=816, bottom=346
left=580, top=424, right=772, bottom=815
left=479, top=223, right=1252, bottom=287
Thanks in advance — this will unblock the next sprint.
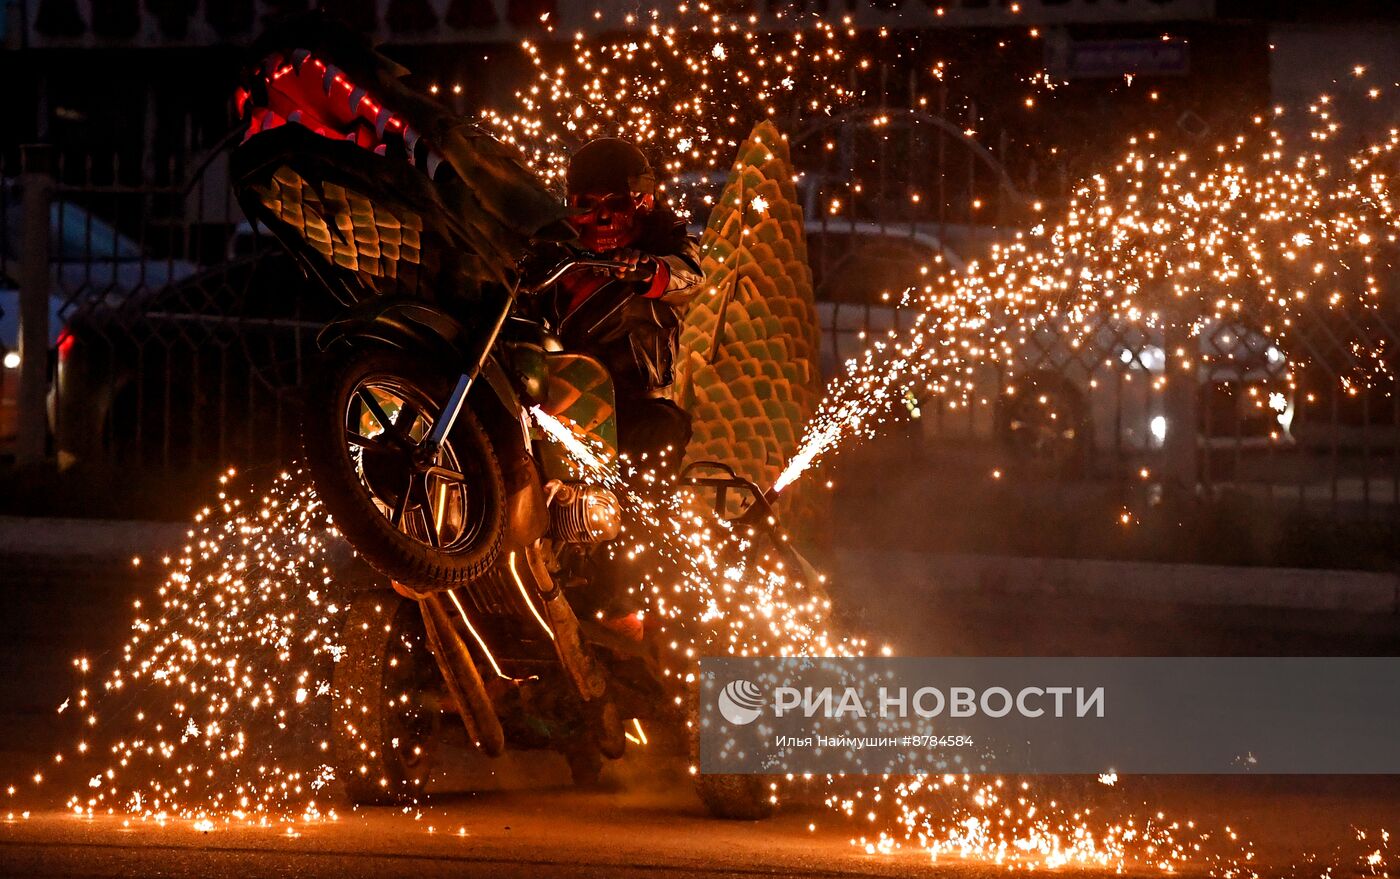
left=545, top=481, right=622, bottom=544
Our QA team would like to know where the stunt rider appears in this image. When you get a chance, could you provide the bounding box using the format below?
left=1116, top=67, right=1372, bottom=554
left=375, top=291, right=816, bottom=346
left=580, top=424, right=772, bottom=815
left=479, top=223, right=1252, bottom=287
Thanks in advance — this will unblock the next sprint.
left=536, top=138, right=703, bottom=640
left=538, top=137, right=703, bottom=472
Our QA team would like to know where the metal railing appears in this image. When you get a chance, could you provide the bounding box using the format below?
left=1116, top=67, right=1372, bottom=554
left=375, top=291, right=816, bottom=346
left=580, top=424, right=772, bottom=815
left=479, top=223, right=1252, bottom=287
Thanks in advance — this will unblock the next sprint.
left=0, top=138, right=324, bottom=488
left=3, top=106, right=1396, bottom=529
left=793, top=107, right=1400, bottom=525
left=810, top=291, right=1400, bottom=529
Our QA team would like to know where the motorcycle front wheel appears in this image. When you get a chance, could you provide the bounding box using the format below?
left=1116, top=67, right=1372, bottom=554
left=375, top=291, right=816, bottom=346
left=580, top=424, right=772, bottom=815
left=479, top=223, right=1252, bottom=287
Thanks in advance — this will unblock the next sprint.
left=305, top=348, right=506, bottom=590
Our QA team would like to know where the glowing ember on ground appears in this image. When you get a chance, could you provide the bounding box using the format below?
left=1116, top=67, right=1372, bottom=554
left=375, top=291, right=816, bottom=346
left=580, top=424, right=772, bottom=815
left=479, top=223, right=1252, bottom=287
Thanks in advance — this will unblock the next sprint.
left=48, top=470, right=345, bottom=827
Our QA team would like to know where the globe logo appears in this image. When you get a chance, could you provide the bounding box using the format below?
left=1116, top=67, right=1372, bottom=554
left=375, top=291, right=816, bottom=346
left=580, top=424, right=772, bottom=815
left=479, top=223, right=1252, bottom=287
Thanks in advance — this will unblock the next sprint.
left=717, top=679, right=764, bottom=726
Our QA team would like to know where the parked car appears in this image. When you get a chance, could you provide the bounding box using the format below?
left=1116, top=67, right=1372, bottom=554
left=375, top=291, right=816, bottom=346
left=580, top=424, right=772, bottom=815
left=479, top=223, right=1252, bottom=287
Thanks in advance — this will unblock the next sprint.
left=0, top=198, right=199, bottom=458
left=49, top=245, right=332, bottom=472
left=806, top=222, right=963, bottom=374
left=1, top=197, right=200, bottom=304
left=0, top=285, right=65, bottom=456
left=815, top=273, right=1294, bottom=469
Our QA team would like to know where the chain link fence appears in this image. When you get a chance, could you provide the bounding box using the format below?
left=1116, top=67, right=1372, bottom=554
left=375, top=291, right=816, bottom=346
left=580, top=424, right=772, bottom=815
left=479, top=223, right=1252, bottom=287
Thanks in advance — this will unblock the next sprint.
left=791, top=104, right=1400, bottom=531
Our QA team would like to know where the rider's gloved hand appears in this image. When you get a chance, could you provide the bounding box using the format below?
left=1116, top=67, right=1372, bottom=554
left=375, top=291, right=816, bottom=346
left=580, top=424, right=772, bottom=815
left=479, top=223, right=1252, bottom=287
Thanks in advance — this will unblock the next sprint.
left=610, top=248, right=657, bottom=282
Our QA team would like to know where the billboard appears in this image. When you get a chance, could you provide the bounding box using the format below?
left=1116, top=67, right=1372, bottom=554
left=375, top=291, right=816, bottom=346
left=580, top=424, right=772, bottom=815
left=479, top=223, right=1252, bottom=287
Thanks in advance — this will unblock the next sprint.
left=22, top=0, right=1216, bottom=48
left=1047, top=36, right=1192, bottom=79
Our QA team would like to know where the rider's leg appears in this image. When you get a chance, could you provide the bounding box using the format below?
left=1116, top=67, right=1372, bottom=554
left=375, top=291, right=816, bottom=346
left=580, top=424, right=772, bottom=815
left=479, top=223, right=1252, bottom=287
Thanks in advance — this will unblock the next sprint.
left=615, top=393, right=692, bottom=479
left=575, top=394, right=691, bottom=641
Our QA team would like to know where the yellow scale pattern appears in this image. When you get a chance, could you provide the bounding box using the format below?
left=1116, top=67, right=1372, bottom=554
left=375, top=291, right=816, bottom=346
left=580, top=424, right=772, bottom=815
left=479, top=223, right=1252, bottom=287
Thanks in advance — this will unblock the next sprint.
left=252, top=165, right=423, bottom=283
left=675, top=121, right=823, bottom=526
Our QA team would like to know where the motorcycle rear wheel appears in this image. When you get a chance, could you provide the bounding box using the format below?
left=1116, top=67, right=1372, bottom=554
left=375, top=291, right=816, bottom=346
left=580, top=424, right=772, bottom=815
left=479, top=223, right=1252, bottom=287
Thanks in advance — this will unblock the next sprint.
left=685, top=697, right=775, bottom=820
left=305, top=348, right=505, bottom=590
left=692, top=773, right=775, bottom=821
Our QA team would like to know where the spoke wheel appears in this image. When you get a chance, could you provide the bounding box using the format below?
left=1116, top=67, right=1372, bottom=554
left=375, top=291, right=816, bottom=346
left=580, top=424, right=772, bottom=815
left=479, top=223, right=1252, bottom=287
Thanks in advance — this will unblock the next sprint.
left=346, top=380, right=482, bottom=554
left=306, top=349, right=506, bottom=590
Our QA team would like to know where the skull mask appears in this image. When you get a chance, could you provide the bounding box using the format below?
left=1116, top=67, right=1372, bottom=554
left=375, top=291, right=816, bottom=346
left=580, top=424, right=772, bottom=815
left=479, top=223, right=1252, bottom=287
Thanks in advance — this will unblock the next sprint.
left=565, top=138, right=656, bottom=254
left=568, top=190, right=653, bottom=252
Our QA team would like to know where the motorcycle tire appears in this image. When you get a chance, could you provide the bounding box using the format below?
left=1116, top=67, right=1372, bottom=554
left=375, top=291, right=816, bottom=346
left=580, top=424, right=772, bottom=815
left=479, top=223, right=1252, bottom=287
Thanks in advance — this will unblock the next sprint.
left=332, top=589, right=442, bottom=805
left=563, top=743, right=605, bottom=788
left=305, top=348, right=506, bottom=590
left=692, top=773, right=775, bottom=821
left=685, top=696, right=775, bottom=820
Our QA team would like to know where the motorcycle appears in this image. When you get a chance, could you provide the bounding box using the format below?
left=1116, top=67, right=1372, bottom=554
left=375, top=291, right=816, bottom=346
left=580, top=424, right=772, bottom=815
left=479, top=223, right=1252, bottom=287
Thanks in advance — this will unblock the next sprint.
left=231, top=17, right=807, bottom=817
left=310, top=253, right=795, bottom=817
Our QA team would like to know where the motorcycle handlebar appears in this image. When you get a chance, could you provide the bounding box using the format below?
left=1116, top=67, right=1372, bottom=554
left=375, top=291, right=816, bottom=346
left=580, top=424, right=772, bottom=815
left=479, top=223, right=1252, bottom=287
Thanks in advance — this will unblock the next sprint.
left=522, top=257, right=633, bottom=293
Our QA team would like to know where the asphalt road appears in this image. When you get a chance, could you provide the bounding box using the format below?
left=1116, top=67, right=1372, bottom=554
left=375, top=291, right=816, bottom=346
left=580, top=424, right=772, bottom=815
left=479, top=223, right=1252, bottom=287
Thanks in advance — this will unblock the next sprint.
left=3, top=552, right=1399, bottom=877
left=4, top=775, right=1400, bottom=878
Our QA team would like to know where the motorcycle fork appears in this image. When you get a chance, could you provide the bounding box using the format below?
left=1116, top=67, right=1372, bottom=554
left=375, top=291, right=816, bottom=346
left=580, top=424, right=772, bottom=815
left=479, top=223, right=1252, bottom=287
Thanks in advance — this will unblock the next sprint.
left=425, top=285, right=516, bottom=449
left=520, top=544, right=626, bottom=758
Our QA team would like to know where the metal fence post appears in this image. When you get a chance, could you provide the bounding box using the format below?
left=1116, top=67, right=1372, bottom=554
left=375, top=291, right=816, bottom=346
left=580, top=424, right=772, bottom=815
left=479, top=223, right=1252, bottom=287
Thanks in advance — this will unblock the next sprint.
left=1161, top=321, right=1199, bottom=493
left=17, top=144, right=54, bottom=466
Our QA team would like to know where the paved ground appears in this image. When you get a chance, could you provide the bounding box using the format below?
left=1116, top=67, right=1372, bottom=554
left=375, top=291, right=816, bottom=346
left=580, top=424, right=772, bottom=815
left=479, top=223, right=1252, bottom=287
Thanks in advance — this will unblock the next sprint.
left=3, top=776, right=1400, bottom=878
left=2, top=549, right=1399, bottom=877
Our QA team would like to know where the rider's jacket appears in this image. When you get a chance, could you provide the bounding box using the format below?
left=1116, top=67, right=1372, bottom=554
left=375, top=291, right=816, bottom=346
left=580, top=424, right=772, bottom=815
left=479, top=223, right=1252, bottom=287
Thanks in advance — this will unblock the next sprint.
left=535, top=208, right=703, bottom=398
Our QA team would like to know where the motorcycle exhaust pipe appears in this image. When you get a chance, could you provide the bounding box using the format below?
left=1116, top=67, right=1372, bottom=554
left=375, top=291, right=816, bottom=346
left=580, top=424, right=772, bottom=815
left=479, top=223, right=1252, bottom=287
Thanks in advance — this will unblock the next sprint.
left=419, top=593, right=506, bottom=757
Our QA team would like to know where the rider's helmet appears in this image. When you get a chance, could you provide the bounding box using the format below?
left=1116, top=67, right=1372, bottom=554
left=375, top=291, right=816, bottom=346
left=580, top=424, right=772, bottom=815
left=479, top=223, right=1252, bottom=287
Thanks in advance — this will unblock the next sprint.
left=565, top=138, right=656, bottom=253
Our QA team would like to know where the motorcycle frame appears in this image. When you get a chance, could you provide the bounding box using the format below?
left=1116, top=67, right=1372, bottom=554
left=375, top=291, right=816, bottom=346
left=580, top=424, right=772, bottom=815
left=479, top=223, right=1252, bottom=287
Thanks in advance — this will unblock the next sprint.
left=316, top=258, right=630, bottom=760
left=425, top=256, right=631, bottom=449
